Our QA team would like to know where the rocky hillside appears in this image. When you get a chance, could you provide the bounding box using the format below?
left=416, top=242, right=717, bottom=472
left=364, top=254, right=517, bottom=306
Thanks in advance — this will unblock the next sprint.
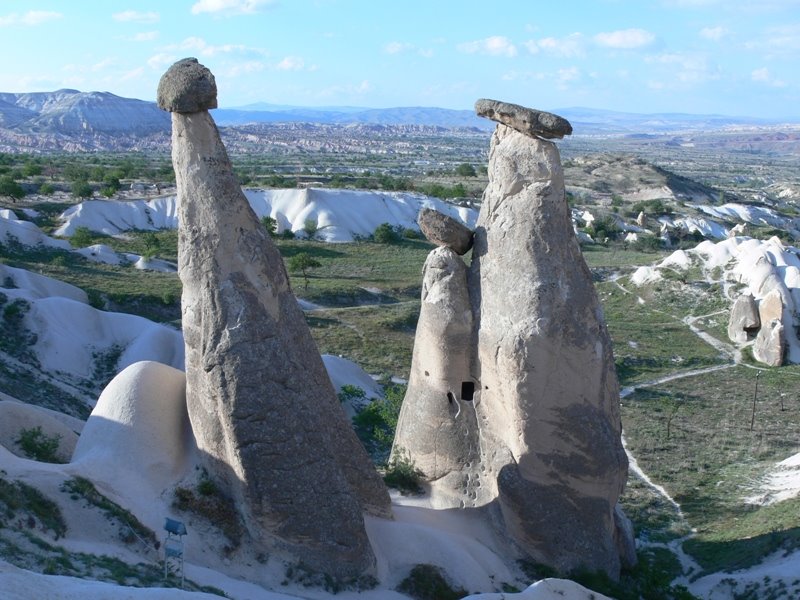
left=0, top=90, right=169, bottom=136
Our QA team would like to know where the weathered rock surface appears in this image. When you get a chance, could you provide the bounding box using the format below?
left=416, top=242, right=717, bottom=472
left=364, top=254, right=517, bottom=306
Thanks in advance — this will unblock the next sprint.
left=753, top=319, right=785, bottom=366
left=393, top=104, right=632, bottom=579
left=162, top=58, right=389, bottom=578
left=727, top=293, right=760, bottom=343
left=470, top=122, right=630, bottom=577
left=475, top=99, right=572, bottom=139
left=758, top=288, right=783, bottom=326
left=391, top=246, right=480, bottom=487
left=157, top=58, right=217, bottom=114
left=417, top=208, right=474, bottom=255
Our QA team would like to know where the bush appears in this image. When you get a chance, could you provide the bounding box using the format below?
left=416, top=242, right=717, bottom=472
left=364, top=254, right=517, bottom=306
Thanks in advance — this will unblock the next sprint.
left=352, top=383, right=405, bottom=461
left=588, top=215, right=620, bottom=241
left=71, top=180, right=93, bottom=199
left=373, top=222, right=401, bottom=244
left=383, top=449, right=423, bottom=495
left=338, top=384, right=367, bottom=404
left=70, top=226, right=94, bottom=248
left=397, top=564, right=467, bottom=600
left=302, top=218, right=319, bottom=239
left=16, top=426, right=63, bottom=463
left=632, top=235, right=664, bottom=253
left=38, top=182, right=55, bottom=195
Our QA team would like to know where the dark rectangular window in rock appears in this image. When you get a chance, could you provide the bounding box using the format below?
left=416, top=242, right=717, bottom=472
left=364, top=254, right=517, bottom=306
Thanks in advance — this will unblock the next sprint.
left=461, top=381, right=475, bottom=401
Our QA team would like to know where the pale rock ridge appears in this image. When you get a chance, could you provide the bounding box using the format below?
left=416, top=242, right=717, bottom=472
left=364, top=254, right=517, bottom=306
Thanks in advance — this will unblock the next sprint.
left=159, top=58, right=389, bottom=578
left=393, top=102, right=632, bottom=578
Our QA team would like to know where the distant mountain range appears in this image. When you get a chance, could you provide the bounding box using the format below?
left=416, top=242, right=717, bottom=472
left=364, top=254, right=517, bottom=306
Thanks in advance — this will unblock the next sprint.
left=0, top=88, right=797, bottom=152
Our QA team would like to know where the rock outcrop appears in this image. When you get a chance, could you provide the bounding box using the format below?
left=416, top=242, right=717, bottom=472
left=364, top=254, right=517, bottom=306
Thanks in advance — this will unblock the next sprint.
left=727, top=293, right=760, bottom=343
left=392, top=246, right=480, bottom=487
left=159, top=58, right=389, bottom=579
left=754, top=319, right=785, bottom=366
left=475, top=99, right=572, bottom=139
left=417, top=207, right=474, bottom=255
left=392, top=101, right=632, bottom=578
left=758, top=288, right=783, bottom=325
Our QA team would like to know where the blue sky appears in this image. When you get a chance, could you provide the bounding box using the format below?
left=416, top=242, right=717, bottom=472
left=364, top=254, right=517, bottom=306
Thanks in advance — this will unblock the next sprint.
left=0, top=0, right=797, bottom=117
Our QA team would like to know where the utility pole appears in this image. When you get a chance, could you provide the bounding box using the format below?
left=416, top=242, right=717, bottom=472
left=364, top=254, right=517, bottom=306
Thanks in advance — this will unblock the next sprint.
left=750, top=371, right=761, bottom=431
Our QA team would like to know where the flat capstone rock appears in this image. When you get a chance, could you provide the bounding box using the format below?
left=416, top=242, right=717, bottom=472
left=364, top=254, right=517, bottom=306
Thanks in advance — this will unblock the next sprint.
left=475, top=99, right=572, bottom=139
left=157, top=58, right=217, bottom=113
left=418, top=207, right=474, bottom=255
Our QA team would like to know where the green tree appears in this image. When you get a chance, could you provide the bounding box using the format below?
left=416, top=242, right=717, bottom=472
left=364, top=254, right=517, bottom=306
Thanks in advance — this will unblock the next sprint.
left=288, top=252, right=321, bottom=290
left=302, top=218, right=319, bottom=239
left=0, top=176, right=24, bottom=203
left=38, top=182, right=55, bottom=195
left=102, top=174, right=121, bottom=191
left=455, top=163, right=476, bottom=177
left=141, top=232, right=161, bottom=259
left=261, top=215, right=277, bottom=236
left=71, top=180, right=93, bottom=199
left=22, top=162, right=43, bottom=177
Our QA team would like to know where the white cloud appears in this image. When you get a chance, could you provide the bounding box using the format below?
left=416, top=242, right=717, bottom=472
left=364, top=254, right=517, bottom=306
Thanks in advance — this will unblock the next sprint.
left=170, top=36, right=265, bottom=58
left=751, top=67, right=787, bottom=87
left=699, top=26, right=728, bottom=41
left=318, top=80, right=372, bottom=99
left=745, top=23, right=800, bottom=56
left=91, top=59, right=115, bottom=72
left=112, top=10, right=159, bottom=23
left=275, top=56, right=305, bottom=71
left=147, top=53, right=177, bottom=70
left=191, top=0, right=275, bottom=15
left=457, top=36, right=517, bottom=57
left=384, top=41, right=413, bottom=55
left=129, top=31, right=159, bottom=42
left=120, top=67, right=145, bottom=81
left=594, top=28, right=655, bottom=49
left=525, top=33, right=584, bottom=57
left=224, top=61, right=267, bottom=77
left=0, top=10, right=62, bottom=26
left=645, top=52, right=720, bottom=84
left=501, top=70, right=546, bottom=82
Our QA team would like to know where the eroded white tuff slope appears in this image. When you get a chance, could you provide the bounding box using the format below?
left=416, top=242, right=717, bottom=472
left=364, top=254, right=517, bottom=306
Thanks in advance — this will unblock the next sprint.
left=393, top=100, right=634, bottom=578
left=160, top=57, right=389, bottom=579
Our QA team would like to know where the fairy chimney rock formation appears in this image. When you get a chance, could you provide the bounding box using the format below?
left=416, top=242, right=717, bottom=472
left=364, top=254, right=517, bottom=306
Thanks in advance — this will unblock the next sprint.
left=393, top=100, right=633, bottom=578
left=159, top=58, right=389, bottom=579
left=417, top=207, right=474, bottom=255
left=727, top=293, right=760, bottom=343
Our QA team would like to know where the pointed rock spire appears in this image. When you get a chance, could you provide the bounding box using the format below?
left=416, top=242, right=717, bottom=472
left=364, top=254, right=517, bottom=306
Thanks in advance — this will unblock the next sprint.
left=159, top=57, right=389, bottom=579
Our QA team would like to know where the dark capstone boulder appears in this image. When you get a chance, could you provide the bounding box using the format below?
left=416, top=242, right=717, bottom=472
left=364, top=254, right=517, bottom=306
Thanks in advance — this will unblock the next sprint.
left=417, top=208, right=474, bottom=255
left=475, top=98, right=572, bottom=139
left=157, top=58, right=217, bottom=113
